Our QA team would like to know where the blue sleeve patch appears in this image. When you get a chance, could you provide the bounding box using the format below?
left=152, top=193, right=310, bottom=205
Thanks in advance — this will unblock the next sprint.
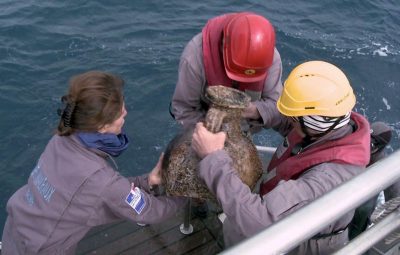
left=125, top=185, right=146, bottom=214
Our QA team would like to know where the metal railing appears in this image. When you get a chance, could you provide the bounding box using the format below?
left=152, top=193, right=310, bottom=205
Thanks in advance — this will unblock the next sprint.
left=333, top=209, right=400, bottom=255
left=221, top=149, right=400, bottom=255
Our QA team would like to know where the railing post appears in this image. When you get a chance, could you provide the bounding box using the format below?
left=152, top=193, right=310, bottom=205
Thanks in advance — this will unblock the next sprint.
left=180, top=198, right=193, bottom=235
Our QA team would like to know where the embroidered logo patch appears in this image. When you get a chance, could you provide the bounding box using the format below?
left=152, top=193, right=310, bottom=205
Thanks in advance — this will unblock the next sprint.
left=125, top=184, right=146, bottom=214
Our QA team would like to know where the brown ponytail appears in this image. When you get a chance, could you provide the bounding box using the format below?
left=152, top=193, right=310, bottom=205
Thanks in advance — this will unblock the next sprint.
left=57, top=71, right=124, bottom=136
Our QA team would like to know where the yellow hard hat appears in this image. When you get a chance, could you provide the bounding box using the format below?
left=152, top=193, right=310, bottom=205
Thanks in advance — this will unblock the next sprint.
left=277, top=61, right=356, bottom=117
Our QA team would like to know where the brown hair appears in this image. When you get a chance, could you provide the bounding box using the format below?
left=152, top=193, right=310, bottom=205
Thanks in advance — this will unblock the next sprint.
left=57, top=71, right=124, bottom=136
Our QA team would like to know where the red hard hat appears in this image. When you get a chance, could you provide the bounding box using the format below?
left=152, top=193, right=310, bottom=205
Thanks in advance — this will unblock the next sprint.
left=223, top=13, right=275, bottom=83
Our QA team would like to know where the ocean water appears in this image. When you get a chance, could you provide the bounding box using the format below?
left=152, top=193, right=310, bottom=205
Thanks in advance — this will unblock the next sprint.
left=0, top=0, right=399, bottom=233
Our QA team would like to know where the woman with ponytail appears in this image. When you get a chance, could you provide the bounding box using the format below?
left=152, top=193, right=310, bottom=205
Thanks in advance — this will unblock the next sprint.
left=2, top=71, right=186, bottom=255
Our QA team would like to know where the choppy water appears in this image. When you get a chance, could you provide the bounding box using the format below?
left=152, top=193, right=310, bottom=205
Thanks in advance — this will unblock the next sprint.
left=0, top=0, right=399, bottom=232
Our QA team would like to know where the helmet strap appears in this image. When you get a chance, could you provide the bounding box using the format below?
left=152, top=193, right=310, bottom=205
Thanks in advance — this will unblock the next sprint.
left=299, top=115, right=346, bottom=138
left=290, top=117, right=313, bottom=155
left=298, top=116, right=312, bottom=140
left=297, top=115, right=346, bottom=140
left=317, top=115, right=346, bottom=137
left=293, top=115, right=346, bottom=154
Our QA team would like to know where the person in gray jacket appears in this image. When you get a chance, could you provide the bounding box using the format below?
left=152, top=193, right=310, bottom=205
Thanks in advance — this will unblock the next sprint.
left=1, top=71, right=186, bottom=255
left=191, top=61, right=371, bottom=254
left=170, top=12, right=283, bottom=131
left=170, top=11, right=283, bottom=219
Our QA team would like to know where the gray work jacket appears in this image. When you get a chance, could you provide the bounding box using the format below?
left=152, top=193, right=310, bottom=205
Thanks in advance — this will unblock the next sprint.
left=198, top=126, right=364, bottom=254
left=2, top=135, right=186, bottom=255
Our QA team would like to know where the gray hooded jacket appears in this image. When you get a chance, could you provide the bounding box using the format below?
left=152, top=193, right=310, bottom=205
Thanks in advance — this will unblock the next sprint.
left=198, top=120, right=365, bottom=254
left=2, top=135, right=186, bottom=255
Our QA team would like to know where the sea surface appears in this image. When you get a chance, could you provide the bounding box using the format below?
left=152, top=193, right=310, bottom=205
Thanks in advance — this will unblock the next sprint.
left=0, top=0, right=399, bottom=234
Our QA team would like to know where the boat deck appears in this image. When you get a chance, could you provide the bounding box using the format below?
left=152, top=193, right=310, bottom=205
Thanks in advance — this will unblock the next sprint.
left=75, top=150, right=273, bottom=255
left=76, top=205, right=223, bottom=255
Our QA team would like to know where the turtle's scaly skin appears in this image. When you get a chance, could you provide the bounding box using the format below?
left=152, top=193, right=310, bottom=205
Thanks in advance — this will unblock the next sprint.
left=162, top=86, right=263, bottom=199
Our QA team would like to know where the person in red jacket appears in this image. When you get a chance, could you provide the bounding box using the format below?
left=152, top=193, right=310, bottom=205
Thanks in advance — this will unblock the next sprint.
left=191, top=61, right=371, bottom=254
left=170, top=12, right=283, bottom=132
left=170, top=11, right=283, bottom=218
left=1, top=71, right=186, bottom=255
